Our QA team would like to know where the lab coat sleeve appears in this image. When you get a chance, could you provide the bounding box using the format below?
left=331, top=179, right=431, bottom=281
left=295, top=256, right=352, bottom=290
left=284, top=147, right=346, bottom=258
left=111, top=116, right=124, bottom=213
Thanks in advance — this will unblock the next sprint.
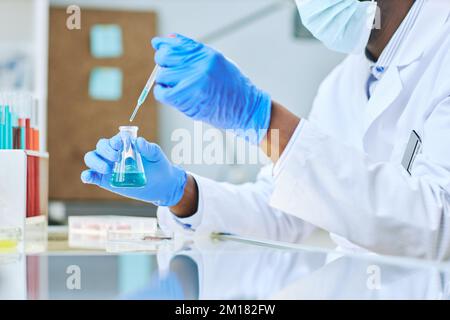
left=157, top=165, right=316, bottom=243
left=270, top=98, right=450, bottom=260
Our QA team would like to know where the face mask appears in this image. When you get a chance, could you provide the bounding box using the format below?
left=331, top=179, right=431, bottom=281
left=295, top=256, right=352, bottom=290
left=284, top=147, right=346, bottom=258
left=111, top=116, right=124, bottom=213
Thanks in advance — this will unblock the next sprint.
left=296, top=0, right=378, bottom=54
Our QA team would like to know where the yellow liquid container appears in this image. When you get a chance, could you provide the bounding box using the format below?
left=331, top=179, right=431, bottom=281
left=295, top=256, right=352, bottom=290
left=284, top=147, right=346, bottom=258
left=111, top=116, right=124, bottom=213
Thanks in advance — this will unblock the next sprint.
left=0, top=227, right=21, bottom=253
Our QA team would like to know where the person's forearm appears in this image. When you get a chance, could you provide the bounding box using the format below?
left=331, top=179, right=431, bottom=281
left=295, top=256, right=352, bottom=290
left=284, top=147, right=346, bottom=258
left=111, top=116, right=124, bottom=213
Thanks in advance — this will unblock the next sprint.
left=261, top=101, right=301, bottom=163
left=170, top=174, right=199, bottom=218
left=169, top=101, right=298, bottom=218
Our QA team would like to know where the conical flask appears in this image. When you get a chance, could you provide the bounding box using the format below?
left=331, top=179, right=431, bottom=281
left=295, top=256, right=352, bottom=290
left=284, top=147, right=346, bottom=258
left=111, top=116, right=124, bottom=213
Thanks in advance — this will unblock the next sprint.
left=110, top=126, right=147, bottom=188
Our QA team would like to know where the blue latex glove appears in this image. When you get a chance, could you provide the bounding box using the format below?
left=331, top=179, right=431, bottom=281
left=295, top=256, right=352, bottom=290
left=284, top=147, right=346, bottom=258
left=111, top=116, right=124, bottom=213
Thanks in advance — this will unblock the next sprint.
left=152, top=34, right=272, bottom=144
left=81, top=135, right=187, bottom=207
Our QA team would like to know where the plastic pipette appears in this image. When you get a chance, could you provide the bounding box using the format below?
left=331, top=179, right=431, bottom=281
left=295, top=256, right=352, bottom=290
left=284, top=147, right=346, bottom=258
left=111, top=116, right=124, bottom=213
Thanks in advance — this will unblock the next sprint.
left=129, top=65, right=160, bottom=122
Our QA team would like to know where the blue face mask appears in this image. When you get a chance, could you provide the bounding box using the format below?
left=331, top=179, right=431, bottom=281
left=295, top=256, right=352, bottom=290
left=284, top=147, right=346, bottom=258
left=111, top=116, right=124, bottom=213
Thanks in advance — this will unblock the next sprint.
left=296, top=0, right=378, bottom=54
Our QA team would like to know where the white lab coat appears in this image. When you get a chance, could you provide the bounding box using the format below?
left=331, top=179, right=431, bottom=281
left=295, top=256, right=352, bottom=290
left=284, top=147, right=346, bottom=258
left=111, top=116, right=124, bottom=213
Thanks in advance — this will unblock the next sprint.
left=159, top=0, right=450, bottom=260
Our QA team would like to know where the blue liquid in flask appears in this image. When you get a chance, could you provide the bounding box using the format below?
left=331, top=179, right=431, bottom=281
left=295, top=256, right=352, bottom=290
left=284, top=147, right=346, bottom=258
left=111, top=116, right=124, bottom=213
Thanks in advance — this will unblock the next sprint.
left=111, top=157, right=147, bottom=188
left=110, top=126, right=147, bottom=188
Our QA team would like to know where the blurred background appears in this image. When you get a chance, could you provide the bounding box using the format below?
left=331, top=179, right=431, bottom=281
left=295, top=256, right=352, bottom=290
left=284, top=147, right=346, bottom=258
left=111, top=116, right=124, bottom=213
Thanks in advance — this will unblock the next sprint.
left=0, top=0, right=344, bottom=224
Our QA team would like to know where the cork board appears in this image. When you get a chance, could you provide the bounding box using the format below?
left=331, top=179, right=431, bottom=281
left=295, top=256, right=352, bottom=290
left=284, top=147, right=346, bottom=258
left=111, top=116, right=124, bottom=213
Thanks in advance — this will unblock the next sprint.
left=48, top=8, right=158, bottom=201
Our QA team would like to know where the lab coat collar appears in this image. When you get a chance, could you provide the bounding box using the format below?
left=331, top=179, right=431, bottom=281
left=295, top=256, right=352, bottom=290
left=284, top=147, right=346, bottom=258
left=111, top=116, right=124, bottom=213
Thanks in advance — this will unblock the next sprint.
left=363, top=0, right=450, bottom=132
left=363, top=65, right=403, bottom=133
left=392, top=0, right=450, bottom=68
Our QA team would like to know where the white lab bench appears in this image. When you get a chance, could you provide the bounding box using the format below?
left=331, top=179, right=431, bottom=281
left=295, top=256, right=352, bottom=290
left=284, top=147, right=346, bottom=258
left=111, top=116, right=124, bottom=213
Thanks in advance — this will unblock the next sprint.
left=0, top=227, right=449, bottom=300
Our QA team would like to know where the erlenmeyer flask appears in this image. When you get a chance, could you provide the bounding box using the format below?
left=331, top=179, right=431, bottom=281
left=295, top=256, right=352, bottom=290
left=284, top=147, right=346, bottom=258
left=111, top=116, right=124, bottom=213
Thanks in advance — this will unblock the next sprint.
left=110, top=126, right=147, bottom=188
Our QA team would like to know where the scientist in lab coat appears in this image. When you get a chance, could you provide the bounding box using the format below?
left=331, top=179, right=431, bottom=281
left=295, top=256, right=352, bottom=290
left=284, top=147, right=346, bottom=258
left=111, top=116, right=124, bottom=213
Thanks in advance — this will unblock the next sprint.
left=81, top=0, right=450, bottom=260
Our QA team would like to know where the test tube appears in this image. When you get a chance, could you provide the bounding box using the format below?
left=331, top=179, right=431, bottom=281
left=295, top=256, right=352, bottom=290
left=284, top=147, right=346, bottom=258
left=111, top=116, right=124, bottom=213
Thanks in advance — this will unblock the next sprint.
left=0, top=99, right=4, bottom=149
left=8, top=93, right=19, bottom=150
left=22, top=93, right=32, bottom=151
left=4, top=93, right=12, bottom=150
left=5, top=105, right=11, bottom=150
left=0, top=106, right=4, bottom=150
left=12, top=113, right=20, bottom=149
left=33, top=99, right=41, bottom=214
left=31, top=98, right=40, bottom=151
left=3, top=92, right=15, bottom=150
left=18, top=94, right=27, bottom=150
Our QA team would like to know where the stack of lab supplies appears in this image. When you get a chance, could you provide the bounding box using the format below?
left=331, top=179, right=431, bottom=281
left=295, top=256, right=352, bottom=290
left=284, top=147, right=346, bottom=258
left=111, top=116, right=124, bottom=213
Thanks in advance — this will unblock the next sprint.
left=68, top=216, right=159, bottom=250
left=0, top=92, right=40, bottom=151
left=0, top=92, right=48, bottom=253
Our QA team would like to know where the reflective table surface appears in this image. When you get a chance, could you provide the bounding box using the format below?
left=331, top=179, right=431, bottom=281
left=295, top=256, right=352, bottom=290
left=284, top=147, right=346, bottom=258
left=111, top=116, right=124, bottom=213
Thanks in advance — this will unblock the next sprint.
left=1, top=228, right=450, bottom=300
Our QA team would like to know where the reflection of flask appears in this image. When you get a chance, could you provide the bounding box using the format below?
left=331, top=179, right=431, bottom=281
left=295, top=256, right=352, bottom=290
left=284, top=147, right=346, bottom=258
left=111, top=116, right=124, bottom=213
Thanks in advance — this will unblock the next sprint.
left=110, top=126, right=147, bottom=188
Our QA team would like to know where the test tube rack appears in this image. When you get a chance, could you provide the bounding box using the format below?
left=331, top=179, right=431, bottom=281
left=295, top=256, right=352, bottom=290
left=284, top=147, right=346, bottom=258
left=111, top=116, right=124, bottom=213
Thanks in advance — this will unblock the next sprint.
left=0, top=150, right=49, bottom=253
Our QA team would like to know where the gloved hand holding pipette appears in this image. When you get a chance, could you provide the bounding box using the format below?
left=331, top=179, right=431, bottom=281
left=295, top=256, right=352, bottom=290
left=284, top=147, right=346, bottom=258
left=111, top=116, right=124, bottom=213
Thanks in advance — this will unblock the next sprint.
left=81, top=135, right=187, bottom=207
left=152, top=34, right=272, bottom=144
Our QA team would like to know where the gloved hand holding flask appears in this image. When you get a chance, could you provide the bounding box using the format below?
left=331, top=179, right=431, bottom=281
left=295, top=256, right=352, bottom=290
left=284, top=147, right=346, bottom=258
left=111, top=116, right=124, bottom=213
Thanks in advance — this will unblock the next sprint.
left=81, top=132, right=187, bottom=207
